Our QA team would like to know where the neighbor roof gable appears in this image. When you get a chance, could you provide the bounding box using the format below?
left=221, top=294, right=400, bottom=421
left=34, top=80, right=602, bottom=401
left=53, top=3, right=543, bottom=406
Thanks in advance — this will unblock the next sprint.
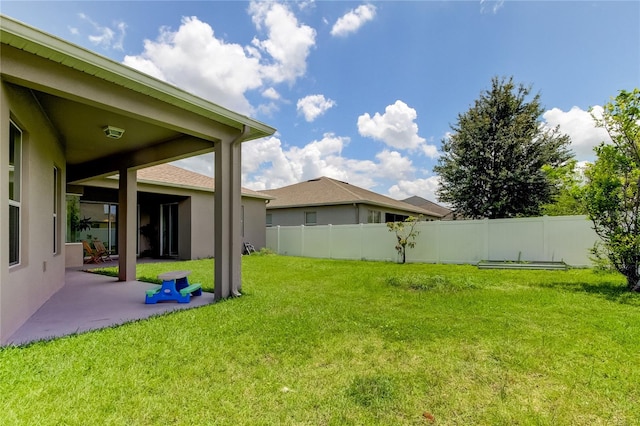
left=402, top=195, right=452, bottom=217
left=262, top=177, right=442, bottom=217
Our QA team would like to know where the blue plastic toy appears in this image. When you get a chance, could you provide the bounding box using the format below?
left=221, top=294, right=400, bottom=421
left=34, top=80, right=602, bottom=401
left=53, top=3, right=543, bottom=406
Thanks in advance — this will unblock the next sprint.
left=145, top=270, right=202, bottom=304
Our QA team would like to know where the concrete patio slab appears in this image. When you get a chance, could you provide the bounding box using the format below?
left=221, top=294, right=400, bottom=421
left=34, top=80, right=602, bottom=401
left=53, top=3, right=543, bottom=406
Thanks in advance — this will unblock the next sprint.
left=6, top=267, right=215, bottom=346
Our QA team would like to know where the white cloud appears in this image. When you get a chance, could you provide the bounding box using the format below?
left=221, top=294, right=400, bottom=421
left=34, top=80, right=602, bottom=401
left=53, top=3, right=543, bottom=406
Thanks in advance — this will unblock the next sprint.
left=122, top=54, right=166, bottom=81
left=262, top=87, right=281, bottom=100
left=256, top=102, right=280, bottom=117
left=542, top=106, right=611, bottom=161
left=296, top=0, right=316, bottom=12
left=375, top=150, right=414, bottom=180
left=241, top=133, right=352, bottom=189
left=123, top=2, right=315, bottom=115
left=421, top=143, right=439, bottom=158
left=331, top=4, right=377, bottom=37
left=171, top=153, right=214, bottom=177
left=297, top=94, right=336, bottom=122
left=123, top=16, right=262, bottom=114
left=240, top=134, right=423, bottom=192
left=357, top=100, right=437, bottom=157
left=249, top=1, right=316, bottom=84
left=286, top=133, right=350, bottom=180
left=387, top=176, right=441, bottom=202
left=78, top=13, right=126, bottom=51
left=241, top=136, right=298, bottom=190
left=480, top=0, right=505, bottom=14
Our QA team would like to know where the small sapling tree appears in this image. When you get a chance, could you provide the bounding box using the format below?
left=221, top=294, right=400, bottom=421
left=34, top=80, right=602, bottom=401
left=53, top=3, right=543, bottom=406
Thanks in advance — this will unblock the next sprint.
left=387, top=215, right=423, bottom=264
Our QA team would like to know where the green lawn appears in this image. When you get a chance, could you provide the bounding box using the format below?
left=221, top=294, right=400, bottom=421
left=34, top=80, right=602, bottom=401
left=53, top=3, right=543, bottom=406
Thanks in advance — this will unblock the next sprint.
left=1, top=256, right=639, bottom=425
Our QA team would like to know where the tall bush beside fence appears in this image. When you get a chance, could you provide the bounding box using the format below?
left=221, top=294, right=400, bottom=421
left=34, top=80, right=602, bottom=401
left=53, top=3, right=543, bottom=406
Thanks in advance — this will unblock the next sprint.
left=266, top=215, right=599, bottom=267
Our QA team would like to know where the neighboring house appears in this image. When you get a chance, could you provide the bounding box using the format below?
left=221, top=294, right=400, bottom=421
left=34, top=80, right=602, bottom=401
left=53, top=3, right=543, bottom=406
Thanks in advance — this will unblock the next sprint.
left=0, top=16, right=275, bottom=344
left=402, top=195, right=455, bottom=220
left=75, top=164, right=272, bottom=259
left=262, top=176, right=443, bottom=226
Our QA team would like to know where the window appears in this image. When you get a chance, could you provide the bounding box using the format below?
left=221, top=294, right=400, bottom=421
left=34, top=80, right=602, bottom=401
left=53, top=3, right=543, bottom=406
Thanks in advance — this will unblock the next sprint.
left=66, top=194, right=81, bottom=243
left=367, top=209, right=382, bottom=223
left=385, top=213, right=409, bottom=223
left=9, top=121, right=22, bottom=266
left=266, top=213, right=272, bottom=227
left=304, top=211, right=317, bottom=226
left=53, top=166, right=59, bottom=254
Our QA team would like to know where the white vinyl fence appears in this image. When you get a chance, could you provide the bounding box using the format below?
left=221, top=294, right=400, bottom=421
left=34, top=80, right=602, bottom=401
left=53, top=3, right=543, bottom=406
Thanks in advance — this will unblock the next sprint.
left=265, top=215, right=600, bottom=267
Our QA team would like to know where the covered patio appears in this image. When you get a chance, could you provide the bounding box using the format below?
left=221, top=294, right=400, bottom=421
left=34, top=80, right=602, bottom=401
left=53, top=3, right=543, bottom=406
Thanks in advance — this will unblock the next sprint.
left=6, top=263, right=215, bottom=346
left=1, top=16, right=276, bottom=344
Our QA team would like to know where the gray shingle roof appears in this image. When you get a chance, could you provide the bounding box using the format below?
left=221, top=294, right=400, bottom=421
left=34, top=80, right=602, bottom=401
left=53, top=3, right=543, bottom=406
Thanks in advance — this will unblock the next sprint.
left=262, top=177, right=443, bottom=218
left=402, top=196, right=452, bottom=218
left=137, top=164, right=271, bottom=199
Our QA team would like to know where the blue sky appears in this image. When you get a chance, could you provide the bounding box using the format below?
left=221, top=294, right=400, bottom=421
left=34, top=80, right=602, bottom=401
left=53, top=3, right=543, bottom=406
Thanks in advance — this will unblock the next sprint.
left=3, top=1, right=639, bottom=201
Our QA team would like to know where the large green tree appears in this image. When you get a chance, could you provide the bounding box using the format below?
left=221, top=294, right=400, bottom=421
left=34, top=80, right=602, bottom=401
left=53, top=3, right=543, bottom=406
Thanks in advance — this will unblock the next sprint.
left=584, top=88, right=640, bottom=292
left=435, top=76, right=572, bottom=219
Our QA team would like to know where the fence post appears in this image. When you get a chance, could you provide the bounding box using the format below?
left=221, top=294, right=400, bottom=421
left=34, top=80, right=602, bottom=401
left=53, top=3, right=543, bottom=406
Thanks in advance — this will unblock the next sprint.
left=329, top=224, right=333, bottom=259
left=543, top=215, right=550, bottom=261
left=277, top=225, right=281, bottom=254
left=484, top=218, right=490, bottom=261
left=360, top=223, right=364, bottom=260
left=436, top=220, right=441, bottom=263
left=301, top=225, right=305, bottom=257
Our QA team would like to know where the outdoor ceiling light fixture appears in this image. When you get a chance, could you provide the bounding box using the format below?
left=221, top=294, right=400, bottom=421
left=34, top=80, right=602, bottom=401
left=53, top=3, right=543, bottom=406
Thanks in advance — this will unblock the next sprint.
left=103, top=125, right=125, bottom=139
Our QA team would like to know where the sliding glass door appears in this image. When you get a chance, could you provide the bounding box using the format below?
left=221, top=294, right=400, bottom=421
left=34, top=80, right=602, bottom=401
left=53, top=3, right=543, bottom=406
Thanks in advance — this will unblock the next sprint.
left=160, top=203, right=178, bottom=257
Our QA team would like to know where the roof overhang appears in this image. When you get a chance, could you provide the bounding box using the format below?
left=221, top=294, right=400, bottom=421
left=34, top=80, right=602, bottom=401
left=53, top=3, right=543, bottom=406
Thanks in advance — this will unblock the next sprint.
left=0, top=15, right=276, bottom=183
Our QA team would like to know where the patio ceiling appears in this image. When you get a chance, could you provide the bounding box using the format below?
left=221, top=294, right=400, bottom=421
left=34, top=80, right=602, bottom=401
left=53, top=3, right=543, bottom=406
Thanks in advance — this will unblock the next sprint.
left=33, top=90, right=184, bottom=166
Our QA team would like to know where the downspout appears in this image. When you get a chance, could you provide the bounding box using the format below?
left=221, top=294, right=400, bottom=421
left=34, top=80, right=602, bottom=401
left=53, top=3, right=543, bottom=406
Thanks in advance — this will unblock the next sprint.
left=233, top=124, right=251, bottom=145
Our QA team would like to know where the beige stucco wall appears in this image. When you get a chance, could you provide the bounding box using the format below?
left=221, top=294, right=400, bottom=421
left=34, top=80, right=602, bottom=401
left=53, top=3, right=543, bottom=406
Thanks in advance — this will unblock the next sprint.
left=178, top=197, right=192, bottom=260
left=65, top=243, right=84, bottom=268
left=242, top=197, right=268, bottom=250
left=188, top=191, right=215, bottom=259
left=188, top=190, right=267, bottom=257
left=1, top=82, right=66, bottom=344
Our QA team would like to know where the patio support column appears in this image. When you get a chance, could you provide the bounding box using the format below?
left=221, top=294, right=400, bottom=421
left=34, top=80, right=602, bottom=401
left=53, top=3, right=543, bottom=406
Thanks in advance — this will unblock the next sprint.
left=214, top=126, right=248, bottom=299
left=117, top=167, right=137, bottom=281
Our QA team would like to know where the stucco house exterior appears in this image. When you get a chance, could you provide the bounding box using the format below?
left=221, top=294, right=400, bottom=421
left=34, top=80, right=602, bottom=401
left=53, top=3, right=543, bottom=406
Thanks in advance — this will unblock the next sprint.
left=73, top=163, right=271, bottom=261
left=262, top=176, right=443, bottom=226
left=0, top=16, right=275, bottom=344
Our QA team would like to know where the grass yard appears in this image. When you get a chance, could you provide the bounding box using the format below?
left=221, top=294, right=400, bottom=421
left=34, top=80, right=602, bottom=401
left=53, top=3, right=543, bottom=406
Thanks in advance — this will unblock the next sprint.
left=1, top=255, right=639, bottom=425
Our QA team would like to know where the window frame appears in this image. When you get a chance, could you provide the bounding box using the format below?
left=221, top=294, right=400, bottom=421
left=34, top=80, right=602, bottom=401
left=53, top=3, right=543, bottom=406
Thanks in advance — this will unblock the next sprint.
left=53, top=166, right=59, bottom=254
left=9, top=120, right=22, bottom=266
left=304, top=211, right=317, bottom=226
left=367, top=209, right=382, bottom=224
